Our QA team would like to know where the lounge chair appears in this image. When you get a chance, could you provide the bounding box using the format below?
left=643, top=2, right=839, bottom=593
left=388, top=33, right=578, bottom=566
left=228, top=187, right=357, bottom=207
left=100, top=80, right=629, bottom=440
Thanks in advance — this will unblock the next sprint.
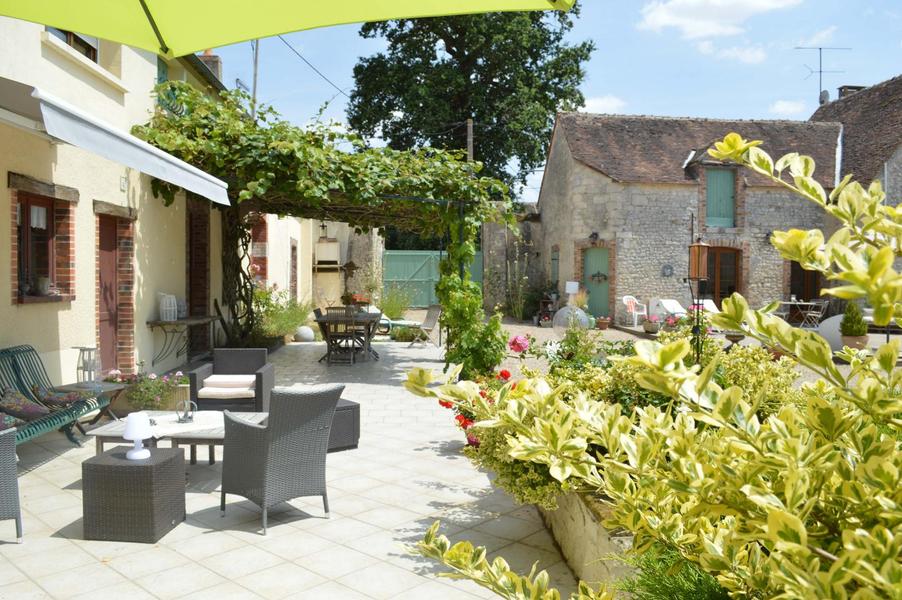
left=622, top=296, right=648, bottom=327
left=702, top=299, right=720, bottom=314
left=650, top=298, right=687, bottom=318
left=189, top=348, right=275, bottom=412
left=220, top=384, right=343, bottom=534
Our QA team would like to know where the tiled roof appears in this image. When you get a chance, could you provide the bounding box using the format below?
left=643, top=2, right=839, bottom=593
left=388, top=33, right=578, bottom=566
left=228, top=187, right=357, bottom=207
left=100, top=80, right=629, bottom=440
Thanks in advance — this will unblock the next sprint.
left=810, top=75, right=902, bottom=184
left=557, top=113, right=841, bottom=187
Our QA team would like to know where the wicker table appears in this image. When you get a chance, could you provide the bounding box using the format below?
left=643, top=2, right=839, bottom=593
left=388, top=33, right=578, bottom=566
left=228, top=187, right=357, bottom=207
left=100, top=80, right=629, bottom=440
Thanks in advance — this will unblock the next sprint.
left=82, top=446, right=185, bottom=543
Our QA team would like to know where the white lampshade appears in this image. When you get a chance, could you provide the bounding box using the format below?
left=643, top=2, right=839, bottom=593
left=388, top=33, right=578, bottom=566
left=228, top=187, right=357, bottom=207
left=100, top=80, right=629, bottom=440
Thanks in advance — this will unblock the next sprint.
left=123, top=412, right=152, bottom=460
left=565, top=281, right=579, bottom=295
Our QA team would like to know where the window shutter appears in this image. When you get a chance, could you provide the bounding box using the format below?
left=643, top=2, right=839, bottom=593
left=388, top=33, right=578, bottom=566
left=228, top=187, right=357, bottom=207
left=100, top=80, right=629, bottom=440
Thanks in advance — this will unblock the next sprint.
left=706, top=169, right=735, bottom=227
left=157, top=57, right=169, bottom=85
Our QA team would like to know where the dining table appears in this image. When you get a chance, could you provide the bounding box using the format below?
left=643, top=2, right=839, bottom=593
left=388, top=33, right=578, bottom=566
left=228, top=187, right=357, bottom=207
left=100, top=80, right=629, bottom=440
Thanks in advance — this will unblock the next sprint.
left=315, top=309, right=382, bottom=363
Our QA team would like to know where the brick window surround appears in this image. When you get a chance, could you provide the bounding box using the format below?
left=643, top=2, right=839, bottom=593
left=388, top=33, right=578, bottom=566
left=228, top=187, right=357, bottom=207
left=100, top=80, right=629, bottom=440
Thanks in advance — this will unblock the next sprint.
left=250, top=214, right=268, bottom=285
left=94, top=210, right=136, bottom=375
left=8, top=173, right=78, bottom=305
left=572, top=238, right=617, bottom=320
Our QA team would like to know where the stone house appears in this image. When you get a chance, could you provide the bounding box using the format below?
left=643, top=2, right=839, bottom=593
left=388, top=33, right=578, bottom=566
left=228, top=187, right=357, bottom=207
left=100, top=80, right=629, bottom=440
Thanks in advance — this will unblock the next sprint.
left=533, top=113, right=841, bottom=323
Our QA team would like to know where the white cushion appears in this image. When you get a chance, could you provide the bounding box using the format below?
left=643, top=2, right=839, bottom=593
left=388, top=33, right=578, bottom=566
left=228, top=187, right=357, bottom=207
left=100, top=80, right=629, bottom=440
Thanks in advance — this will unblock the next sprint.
left=197, top=386, right=255, bottom=399
left=203, top=374, right=257, bottom=389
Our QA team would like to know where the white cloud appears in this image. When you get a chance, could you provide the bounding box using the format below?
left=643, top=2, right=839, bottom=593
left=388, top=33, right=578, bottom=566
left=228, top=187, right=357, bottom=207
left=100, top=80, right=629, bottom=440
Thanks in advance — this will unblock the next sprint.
left=798, top=25, right=837, bottom=46
left=580, top=95, right=627, bottom=114
left=769, top=99, right=806, bottom=116
left=696, top=40, right=767, bottom=64
left=638, top=0, right=802, bottom=39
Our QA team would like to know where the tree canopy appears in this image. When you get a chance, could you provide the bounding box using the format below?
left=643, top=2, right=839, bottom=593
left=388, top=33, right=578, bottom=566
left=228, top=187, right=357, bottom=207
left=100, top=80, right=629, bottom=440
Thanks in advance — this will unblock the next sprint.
left=347, top=6, right=594, bottom=191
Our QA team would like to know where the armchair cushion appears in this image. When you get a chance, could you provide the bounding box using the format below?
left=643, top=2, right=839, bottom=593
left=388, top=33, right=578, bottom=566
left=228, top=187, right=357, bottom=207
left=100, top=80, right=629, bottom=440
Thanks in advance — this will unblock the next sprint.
left=203, top=374, right=257, bottom=389
left=198, top=386, right=256, bottom=400
left=0, top=387, right=49, bottom=421
left=0, top=413, right=24, bottom=431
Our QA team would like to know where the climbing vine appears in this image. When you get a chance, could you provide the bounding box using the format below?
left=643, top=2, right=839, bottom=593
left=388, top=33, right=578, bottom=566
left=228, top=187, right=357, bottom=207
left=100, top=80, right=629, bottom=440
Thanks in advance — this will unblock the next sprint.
left=134, top=82, right=512, bottom=373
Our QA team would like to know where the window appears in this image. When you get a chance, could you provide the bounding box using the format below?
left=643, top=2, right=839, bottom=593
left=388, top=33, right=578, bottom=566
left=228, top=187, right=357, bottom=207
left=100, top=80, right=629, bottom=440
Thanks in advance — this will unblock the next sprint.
left=17, top=194, right=55, bottom=297
left=156, top=57, right=169, bottom=85
left=550, top=248, right=560, bottom=286
left=705, top=168, right=736, bottom=227
left=46, top=27, right=98, bottom=62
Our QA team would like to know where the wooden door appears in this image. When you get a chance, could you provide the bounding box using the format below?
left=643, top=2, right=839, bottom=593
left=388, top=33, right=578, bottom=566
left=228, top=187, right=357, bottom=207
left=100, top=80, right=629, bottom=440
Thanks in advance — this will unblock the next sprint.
left=98, top=216, right=118, bottom=373
left=582, top=247, right=610, bottom=317
left=699, top=247, right=740, bottom=307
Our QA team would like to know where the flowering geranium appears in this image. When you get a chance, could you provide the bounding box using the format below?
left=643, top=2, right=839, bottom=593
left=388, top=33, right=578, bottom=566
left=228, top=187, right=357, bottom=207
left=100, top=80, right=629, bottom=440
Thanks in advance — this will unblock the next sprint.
left=497, top=369, right=511, bottom=381
left=508, top=335, right=530, bottom=354
left=438, top=399, right=453, bottom=409
left=455, top=414, right=474, bottom=429
left=665, top=315, right=680, bottom=327
left=644, top=315, right=660, bottom=324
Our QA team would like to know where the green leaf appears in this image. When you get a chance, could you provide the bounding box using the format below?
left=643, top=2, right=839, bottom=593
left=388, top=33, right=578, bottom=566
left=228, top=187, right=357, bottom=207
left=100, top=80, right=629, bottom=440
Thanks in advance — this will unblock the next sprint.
left=767, top=508, right=807, bottom=547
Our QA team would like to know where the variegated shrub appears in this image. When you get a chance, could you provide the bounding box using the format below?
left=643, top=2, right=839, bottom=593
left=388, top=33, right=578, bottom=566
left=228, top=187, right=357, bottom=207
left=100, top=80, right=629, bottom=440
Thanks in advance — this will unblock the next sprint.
left=407, top=135, right=902, bottom=599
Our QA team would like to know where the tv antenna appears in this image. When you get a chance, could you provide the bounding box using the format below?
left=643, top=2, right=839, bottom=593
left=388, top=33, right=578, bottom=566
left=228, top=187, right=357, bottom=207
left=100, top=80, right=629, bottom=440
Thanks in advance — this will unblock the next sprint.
left=794, top=46, right=851, bottom=101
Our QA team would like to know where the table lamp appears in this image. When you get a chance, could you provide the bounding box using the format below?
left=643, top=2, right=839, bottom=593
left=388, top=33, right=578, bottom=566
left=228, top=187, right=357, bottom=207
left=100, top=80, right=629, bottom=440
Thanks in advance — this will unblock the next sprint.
left=123, top=412, right=152, bottom=460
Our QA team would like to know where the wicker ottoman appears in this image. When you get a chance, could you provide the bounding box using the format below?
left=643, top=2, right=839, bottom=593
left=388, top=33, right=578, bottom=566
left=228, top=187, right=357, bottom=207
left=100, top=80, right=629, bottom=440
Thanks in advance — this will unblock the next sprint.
left=82, top=446, right=185, bottom=543
left=329, top=399, right=360, bottom=452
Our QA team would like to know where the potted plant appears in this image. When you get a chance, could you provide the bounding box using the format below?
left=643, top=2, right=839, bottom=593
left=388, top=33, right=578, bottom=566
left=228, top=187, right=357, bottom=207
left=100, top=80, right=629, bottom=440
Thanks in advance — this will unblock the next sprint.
left=595, top=316, right=611, bottom=330
left=643, top=315, right=661, bottom=334
left=840, top=301, right=869, bottom=350
left=106, top=368, right=189, bottom=415
left=662, top=314, right=681, bottom=331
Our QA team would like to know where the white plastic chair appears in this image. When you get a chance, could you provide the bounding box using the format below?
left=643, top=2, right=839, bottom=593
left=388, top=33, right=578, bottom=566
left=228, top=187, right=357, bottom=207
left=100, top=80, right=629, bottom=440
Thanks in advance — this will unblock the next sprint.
left=622, top=295, right=647, bottom=327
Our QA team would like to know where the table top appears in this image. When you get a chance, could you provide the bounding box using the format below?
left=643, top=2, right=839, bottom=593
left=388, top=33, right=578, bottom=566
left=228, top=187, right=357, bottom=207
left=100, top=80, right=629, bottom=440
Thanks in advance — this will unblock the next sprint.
left=146, top=315, right=217, bottom=328
left=315, top=311, right=382, bottom=323
left=88, top=411, right=266, bottom=440
left=56, top=381, right=127, bottom=394
left=84, top=445, right=184, bottom=467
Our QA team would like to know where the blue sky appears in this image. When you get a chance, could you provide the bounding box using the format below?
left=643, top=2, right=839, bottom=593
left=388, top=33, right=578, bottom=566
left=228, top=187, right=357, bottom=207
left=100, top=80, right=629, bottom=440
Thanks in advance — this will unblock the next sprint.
left=214, top=0, right=902, bottom=199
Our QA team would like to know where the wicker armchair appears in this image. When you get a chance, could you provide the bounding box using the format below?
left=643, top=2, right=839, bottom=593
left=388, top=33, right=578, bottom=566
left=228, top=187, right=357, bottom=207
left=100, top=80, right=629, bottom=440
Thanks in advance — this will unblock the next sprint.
left=0, top=429, right=21, bottom=542
left=220, top=384, right=344, bottom=534
left=189, top=348, right=275, bottom=412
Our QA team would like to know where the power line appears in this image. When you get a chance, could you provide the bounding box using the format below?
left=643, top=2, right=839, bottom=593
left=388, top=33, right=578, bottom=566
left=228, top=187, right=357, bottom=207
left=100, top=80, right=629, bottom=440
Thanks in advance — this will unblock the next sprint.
left=277, top=35, right=350, bottom=99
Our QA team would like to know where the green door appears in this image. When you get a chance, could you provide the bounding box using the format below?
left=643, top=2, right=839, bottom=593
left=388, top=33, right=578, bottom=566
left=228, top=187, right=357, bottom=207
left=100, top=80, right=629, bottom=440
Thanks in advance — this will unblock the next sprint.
left=582, top=247, right=609, bottom=317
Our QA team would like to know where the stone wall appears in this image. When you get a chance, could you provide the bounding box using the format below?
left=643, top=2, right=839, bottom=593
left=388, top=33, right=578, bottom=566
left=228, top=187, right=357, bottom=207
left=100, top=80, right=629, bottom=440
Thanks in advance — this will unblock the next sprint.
left=539, top=493, right=632, bottom=587
left=482, top=204, right=544, bottom=313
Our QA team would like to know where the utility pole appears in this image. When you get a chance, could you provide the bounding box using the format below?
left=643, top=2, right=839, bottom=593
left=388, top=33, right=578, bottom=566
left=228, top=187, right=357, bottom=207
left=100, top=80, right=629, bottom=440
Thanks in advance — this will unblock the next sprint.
left=251, top=39, right=260, bottom=119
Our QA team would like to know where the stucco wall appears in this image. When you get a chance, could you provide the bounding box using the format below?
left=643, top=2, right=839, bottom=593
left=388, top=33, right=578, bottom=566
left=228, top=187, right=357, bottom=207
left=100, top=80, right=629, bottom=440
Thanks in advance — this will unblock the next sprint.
left=263, top=215, right=315, bottom=303
left=0, top=18, right=226, bottom=379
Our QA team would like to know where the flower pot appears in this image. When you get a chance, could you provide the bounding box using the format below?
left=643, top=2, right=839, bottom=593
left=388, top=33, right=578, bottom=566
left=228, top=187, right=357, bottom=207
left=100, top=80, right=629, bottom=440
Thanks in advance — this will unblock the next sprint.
left=111, top=383, right=187, bottom=415
left=725, top=331, right=745, bottom=344
left=841, top=335, right=869, bottom=350
left=595, top=317, right=610, bottom=330
left=643, top=321, right=660, bottom=334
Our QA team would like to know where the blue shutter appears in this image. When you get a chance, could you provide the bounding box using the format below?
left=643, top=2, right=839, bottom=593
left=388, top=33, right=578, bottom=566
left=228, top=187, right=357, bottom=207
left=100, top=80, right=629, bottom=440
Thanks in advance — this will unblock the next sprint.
left=706, top=169, right=735, bottom=227
left=156, top=57, right=169, bottom=85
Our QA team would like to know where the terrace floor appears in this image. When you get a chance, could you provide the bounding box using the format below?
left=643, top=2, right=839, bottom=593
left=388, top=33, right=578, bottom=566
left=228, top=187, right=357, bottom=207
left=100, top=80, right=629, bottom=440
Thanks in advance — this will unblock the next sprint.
left=2, top=342, right=576, bottom=599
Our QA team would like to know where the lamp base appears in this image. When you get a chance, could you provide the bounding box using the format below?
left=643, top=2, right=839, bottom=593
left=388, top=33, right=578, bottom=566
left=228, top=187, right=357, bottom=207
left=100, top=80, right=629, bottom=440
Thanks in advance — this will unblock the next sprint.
left=126, top=446, right=151, bottom=461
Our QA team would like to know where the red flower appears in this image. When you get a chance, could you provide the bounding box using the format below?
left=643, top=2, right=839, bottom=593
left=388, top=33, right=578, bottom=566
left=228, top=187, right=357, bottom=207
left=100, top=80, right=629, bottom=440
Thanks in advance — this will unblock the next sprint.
left=455, top=414, right=474, bottom=429
left=510, top=382, right=517, bottom=390
left=478, top=390, right=487, bottom=398
left=497, top=369, right=511, bottom=381
left=438, top=400, right=452, bottom=409
left=466, top=434, right=480, bottom=448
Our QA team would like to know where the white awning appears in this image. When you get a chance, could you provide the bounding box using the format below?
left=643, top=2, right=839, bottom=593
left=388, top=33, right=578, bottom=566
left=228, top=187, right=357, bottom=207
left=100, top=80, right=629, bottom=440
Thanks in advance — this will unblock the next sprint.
left=0, top=77, right=228, bottom=205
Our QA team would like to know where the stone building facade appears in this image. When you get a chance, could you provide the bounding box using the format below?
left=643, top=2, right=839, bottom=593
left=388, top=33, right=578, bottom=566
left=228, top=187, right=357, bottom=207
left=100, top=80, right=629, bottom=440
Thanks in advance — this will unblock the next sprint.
left=534, top=113, right=842, bottom=323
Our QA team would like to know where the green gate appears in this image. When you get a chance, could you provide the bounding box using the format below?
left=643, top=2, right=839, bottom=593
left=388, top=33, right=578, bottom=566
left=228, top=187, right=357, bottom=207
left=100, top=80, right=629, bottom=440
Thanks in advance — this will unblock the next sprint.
left=383, top=250, right=483, bottom=307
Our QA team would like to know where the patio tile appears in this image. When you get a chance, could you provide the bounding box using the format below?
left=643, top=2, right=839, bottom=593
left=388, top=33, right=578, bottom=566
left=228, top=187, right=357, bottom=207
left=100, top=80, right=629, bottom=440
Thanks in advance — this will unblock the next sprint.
left=490, top=541, right=564, bottom=573
left=353, top=505, right=423, bottom=529
left=134, top=563, right=225, bottom=599
left=475, top=514, right=545, bottom=541
left=33, top=562, right=128, bottom=597
left=336, top=561, right=425, bottom=599
left=0, top=579, right=52, bottom=599
left=11, top=543, right=95, bottom=579
left=299, top=581, right=373, bottom=600
left=170, top=530, right=248, bottom=561
left=295, top=544, right=380, bottom=579
left=302, top=516, right=383, bottom=542
left=69, top=580, right=157, bottom=600
left=203, top=544, right=283, bottom=578
left=257, top=531, right=336, bottom=561
left=238, top=562, right=326, bottom=599
left=0, top=555, right=27, bottom=586
left=391, top=579, right=484, bottom=599
left=178, top=581, right=263, bottom=599
left=105, top=546, right=191, bottom=580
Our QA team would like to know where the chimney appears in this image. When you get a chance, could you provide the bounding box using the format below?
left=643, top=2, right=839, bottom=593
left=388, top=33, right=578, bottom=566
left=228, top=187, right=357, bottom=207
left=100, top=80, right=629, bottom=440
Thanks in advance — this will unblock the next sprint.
left=198, top=49, right=222, bottom=81
left=837, top=85, right=865, bottom=99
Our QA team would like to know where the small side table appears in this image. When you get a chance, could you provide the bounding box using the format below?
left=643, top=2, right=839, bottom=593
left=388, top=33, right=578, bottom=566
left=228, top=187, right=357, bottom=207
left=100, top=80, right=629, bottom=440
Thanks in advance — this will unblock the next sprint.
left=329, top=399, right=360, bottom=452
left=82, top=446, right=185, bottom=543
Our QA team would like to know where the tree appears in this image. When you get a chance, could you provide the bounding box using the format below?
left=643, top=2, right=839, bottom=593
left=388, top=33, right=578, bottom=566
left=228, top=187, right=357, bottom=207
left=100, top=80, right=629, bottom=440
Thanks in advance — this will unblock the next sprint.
left=347, top=6, right=594, bottom=191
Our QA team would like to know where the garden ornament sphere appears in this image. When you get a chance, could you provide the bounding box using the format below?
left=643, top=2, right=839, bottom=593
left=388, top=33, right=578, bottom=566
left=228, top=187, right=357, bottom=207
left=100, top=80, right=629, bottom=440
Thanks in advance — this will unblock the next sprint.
left=552, top=305, right=591, bottom=338
left=294, top=325, right=315, bottom=342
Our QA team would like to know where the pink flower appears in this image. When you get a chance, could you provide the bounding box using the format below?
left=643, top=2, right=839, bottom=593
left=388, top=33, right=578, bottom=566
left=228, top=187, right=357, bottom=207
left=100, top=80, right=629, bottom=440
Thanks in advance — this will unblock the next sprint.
left=645, top=315, right=660, bottom=324
left=148, top=373, right=158, bottom=380
left=466, top=434, right=480, bottom=448
left=162, top=375, right=169, bottom=383
left=175, top=371, right=183, bottom=378
left=508, top=335, right=530, bottom=354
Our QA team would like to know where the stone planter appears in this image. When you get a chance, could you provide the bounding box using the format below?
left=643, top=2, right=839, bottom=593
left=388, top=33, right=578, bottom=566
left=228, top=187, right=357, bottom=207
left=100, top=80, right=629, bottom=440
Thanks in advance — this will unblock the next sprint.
left=539, top=493, right=633, bottom=587
left=595, top=317, right=611, bottom=330
left=841, top=335, right=869, bottom=350
left=111, top=383, right=189, bottom=416
left=643, top=321, right=660, bottom=334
